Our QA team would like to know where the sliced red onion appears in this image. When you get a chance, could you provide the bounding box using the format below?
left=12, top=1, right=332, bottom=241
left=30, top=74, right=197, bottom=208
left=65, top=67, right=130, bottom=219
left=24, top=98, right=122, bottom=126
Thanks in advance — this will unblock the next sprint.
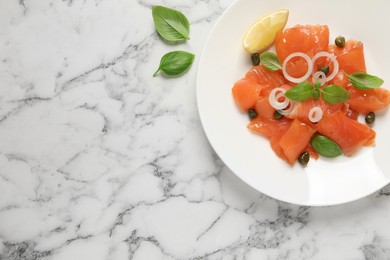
left=311, top=51, right=339, bottom=82
left=312, top=71, right=327, bottom=86
left=282, top=52, right=313, bottom=83
left=269, top=87, right=289, bottom=110
left=308, top=106, right=323, bottom=123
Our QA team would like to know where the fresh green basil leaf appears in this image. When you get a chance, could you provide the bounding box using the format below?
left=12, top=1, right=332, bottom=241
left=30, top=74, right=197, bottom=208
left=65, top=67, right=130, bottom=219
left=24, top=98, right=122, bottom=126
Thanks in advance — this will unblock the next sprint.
left=314, top=81, right=321, bottom=90
left=310, top=135, right=342, bottom=158
left=313, top=81, right=321, bottom=100
left=313, top=89, right=320, bottom=100
left=284, top=82, right=313, bottom=101
left=347, top=72, right=384, bottom=90
left=153, top=51, right=195, bottom=77
left=152, top=6, right=190, bottom=42
left=260, top=52, right=282, bottom=71
left=321, top=84, right=350, bottom=104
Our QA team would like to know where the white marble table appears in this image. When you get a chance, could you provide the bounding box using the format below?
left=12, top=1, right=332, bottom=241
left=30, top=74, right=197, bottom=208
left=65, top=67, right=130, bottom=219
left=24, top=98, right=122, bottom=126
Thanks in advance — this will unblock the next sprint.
left=1, top=1, right=390, bottom=259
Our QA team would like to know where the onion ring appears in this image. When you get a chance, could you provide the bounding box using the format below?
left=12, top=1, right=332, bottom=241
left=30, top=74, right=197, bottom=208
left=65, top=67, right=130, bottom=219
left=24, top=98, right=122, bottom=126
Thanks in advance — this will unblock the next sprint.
left=269, top=88, right=289, bottom=110
left=312, top=71, right=327, bottom=86
left=282, top=52, right=313, bottom=83
left=277, top=101, right=295, bottom=116
left=311, top=51, right=339, bottom=82
left=308, top=106, right=323, bottom=123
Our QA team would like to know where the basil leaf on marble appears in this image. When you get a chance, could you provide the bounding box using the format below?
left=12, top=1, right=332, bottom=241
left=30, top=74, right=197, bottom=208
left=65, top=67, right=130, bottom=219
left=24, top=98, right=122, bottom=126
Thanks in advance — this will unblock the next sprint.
left=321, top=84, right=350, bottom=104
left=152, top=5, right=190, bottom=42
left=153, top=51, right=195, bottom=77
left=260, top=52, right=282, bottom=71
left=346, top=72, right=384, bottom=90
left=310, top=135, right=343, bottom=158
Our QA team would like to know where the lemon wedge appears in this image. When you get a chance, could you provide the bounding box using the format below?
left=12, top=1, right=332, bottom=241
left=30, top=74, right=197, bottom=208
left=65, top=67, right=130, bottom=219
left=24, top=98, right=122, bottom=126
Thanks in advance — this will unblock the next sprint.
left=242, top=9, right=289, bottom=54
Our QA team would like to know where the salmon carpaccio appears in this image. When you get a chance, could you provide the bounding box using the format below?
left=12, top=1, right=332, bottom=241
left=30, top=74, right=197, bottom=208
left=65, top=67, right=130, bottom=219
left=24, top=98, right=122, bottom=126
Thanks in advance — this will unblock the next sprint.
left=232, top=24, right=390, bottom=165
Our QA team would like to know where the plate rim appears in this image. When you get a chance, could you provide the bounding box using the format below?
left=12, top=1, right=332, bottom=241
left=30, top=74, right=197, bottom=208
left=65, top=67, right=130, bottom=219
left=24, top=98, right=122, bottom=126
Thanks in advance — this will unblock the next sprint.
left=196, top=0, right=390, bottom=206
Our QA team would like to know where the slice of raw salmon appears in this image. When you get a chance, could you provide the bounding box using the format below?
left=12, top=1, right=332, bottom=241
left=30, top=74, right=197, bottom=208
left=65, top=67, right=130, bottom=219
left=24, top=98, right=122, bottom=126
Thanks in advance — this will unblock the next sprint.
left=245, top=64, right=286, bottom=89
left=332, top=71, right=390, bottom=114
left=232, top=77, right=264, bottom=111
left=275, top=25, right=329, bottom=77
left=255, top=96, right=275, bottom=119
left=275, top=25, right=329, bottom=79
left=269, top=122, right=292, bottom=161
left=287, top=97, right=343, bottom=124
left=232, top=64, right=288, bottom=111
left=332, top=71, right=350, bottom=88
left=328, top=40, right=366, bottom=74
left=346, top=85, right=390, bottom=114
left=248, top=116, right=293, bottom=162
left=247, top=116, right=291, bottom=139
left=279, top=119, right=317, bottom=164
left=275, top=25, right=330, bottom=62
left=317, top=110, right=375, bottom=156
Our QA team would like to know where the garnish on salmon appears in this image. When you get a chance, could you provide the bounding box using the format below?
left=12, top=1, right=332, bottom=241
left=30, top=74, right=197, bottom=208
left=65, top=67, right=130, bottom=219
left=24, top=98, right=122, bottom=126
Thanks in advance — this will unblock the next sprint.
left=232, top=20, right=390, bottom=165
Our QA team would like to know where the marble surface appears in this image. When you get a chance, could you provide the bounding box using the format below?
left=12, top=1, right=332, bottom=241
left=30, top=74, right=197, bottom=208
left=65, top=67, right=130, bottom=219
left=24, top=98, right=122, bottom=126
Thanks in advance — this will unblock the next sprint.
left=1, top=0, right=390, bottom=259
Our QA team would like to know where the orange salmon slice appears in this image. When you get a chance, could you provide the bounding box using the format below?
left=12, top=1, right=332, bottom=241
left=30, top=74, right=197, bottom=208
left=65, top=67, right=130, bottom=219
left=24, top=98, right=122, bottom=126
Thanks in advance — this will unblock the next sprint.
left=279, top=119, right=316, bottom=164
left=317, top=110, right=375, bottom=156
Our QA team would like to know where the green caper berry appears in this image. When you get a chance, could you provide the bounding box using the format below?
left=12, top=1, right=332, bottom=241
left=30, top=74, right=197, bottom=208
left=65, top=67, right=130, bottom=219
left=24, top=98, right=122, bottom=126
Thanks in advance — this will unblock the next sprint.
left=248, top=109, right=258, bottom=120
left=273, top=110, right=284, bottom=120
left=251, top=53, right=260, bottom=66
left=335, top=36, right=345, bottom=48
left=365, top=112, right=375, bottom=124
left=298, top=151, right=310, bottom=166
left=319, top=66, right=330, bottom=75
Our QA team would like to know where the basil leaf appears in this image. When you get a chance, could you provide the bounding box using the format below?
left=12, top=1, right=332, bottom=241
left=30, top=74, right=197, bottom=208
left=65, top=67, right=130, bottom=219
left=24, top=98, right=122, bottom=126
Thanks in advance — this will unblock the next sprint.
left=260, top=52, right=282, bottom=71
left=313, top=89, right=320, bottom=100
left=313, top=81, right=321, bottom=100
left=153, top=51, right=195, bottom=77
left=314, top=81, right=321, bottom=90
left=152, top=6, right=190, bottom=42
left=310, top=135, right=342, bottom=158
left=347, top=72, right=384, bottom=90
left=321, top=84, right=350, bottom=104
left=284, top=82, right=313, bottom=101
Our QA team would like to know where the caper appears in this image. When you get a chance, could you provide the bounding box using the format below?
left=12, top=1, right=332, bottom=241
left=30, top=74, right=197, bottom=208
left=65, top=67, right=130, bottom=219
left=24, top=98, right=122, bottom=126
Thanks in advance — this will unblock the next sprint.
left=248, top=109, right=258, bottom=120
left=335, top=36, right=345, bottom=48
left=273, top=110, right=284, bottom=120
left=365, top=112, right=375, bottom=124
left=319, top=66, right=329, bottom=75
left=298, top=151, right=310, bottom=166
left=251, top=53, right=260, bottom=66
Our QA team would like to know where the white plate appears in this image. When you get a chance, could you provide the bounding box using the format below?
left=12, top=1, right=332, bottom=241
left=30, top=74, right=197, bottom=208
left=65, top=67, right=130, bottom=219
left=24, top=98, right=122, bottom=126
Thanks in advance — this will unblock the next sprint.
left=197, top=0, right=390, bottom=206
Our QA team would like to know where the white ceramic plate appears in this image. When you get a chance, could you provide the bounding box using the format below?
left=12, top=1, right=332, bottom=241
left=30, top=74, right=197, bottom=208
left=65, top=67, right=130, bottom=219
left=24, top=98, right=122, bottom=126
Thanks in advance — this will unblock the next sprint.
left=197, top=0, right=390, bottom=206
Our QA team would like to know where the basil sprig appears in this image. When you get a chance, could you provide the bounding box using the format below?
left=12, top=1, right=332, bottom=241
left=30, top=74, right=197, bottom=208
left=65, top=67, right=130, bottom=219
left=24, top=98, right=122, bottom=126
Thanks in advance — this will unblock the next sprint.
left=153, top=51, right=195, bottom=77
left=310, top=135, right=343, bottom=158
left=260, top=52, right=282, bottom=71
left=285, top=82, right=349, bottom=104
left=152, top=6, right=190, bottom=42
left=345, top=72, right=384, bottom=90
left=313, top=81, right=321, bottom=100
